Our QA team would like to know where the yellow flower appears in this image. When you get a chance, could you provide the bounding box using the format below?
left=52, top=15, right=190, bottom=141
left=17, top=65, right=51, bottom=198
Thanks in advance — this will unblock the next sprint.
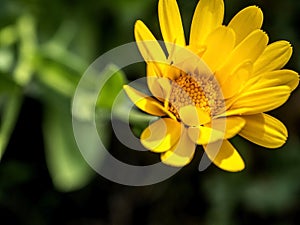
left=123, top=0, right=299, bottom=171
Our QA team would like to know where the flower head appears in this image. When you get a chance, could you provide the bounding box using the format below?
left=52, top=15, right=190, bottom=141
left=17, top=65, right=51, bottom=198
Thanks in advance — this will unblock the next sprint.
left=123, top=0, right=299, bottom=171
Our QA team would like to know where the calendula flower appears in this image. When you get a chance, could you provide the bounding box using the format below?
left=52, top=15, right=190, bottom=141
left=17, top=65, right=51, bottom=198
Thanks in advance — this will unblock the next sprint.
left=123, top=0, right=299, bottom=171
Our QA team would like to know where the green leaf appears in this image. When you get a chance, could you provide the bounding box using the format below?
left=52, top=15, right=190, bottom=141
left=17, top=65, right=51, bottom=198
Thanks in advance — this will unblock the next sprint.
left=97, top=65, right=126, bottom=109
left=35, top=61, right=79, bottom=98
left=0, top=47, right=14, bottom=73
left=43, top=103, right=95, bottom=192
left=13, top=14, right=37, bottom=86
left=39, top=19, right=89, bottom=74
left=40, top=41, right=88, bottom=74
left=0, top=74, right=20, bottom=93
left=0, top=25, right=18, bottom=47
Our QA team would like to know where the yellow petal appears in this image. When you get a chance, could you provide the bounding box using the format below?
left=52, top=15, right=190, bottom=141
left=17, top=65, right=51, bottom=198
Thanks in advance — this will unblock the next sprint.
left=233, top=29, right=268, bottom=62
left=228, top=6, right=263, bottom=45
left=162, top=61, right=181, bottom=80
left=190, top=0, right=224, bottom=48
left=216, top=29, right=268, bottom=86
left=204, top=140, right=245, bottom=172
left=253, top=41, right=293, bottom=75
left=158, top=0, right=186, bottom=49
left=239, top=113, right=288, bottom=148
left=188, top=126, right=224, bottom=145
left=179, top=105, right=211, bottom=126
left=134, top=20, right=166, bottom=63
left=209, top=116, right=246, bottom=139
left=156, top=77, right=172, bottom=108
left=146, top=64, right=164, bottom=98
left=226, top=86, right=291, bottom=116
left=224, top=117, right=246, bottom=139
left=184, top=44, right=207, bottom=59
left=146, top=60, right=167, bottom=79
left=123, top=85, right=167, bottom=116
left=188, top=116, right=245, bottom=145
left=146, top=62, right=162, bottom=78
left=161, top=127, right=196, bottom=167
left=220, top=60, right=252, bottom=99
left=147, top=77, right=177, bottom=118
left=141, top=118, right=181, bottom=153
left=146, top=74, right=172, bottom=102
left=244, top=69, right=299, bottom=92
left=166, top=46, right=212, bottom=79
left=202, top=26, right=236, bottom=72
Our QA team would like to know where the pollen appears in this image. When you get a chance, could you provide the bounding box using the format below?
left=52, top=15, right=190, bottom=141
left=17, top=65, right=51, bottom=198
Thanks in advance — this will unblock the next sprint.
left=168, top=72, right=223, bottom=120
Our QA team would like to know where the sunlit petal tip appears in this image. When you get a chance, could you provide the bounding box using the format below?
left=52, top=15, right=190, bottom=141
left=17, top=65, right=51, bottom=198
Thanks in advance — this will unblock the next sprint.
left=285, top=40, right=292, bottom=48
left=262, top=30, right=269, bottom=40
left=190, top=0, right=224, bottom=47
left=204, top=140, right=245, bottom=172
left=253, top=40, right=294, bottom=74
left=248, top=29, right=269, bottom=47
left=248, top=5, right=263, bottom=16
left=134, top=20, right=151, bottom=41
left=134, top=19, right=143, bottom=27
left=134, top=20, right=166, bottom=63
left=228, top=5, right=264, bottom=44
left=158, top=0, right=186, bottom=48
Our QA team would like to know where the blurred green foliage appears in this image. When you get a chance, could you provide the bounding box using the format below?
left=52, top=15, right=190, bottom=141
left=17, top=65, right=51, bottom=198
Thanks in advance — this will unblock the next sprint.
left=0, top=0, right=300, bottom=225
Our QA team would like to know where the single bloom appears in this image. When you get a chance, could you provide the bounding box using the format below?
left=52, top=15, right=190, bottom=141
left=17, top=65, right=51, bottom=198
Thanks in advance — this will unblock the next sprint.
left=123, top=0, right=299, bottom=171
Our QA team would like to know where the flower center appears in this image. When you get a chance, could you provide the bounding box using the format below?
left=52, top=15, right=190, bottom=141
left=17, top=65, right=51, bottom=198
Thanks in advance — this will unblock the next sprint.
left=167, top=73, right=223, bottom=120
